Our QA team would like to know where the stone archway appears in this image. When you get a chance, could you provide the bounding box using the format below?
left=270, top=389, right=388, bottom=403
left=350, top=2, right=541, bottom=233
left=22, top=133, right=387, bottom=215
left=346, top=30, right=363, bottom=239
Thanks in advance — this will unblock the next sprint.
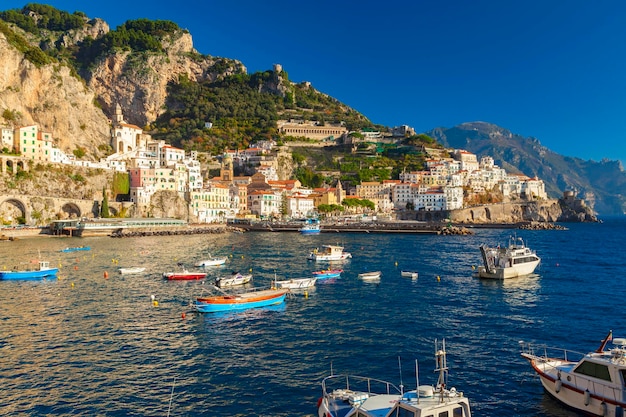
left=0, top=198, right=27, bottom=225
left=60, top=202, right=82, bottom=219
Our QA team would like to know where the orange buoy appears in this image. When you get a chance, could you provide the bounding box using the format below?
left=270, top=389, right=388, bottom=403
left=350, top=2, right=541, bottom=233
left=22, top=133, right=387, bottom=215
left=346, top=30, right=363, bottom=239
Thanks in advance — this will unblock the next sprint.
left=104, top=271, right=109, bottom=279
left=182, top=312, right=186, bottom=320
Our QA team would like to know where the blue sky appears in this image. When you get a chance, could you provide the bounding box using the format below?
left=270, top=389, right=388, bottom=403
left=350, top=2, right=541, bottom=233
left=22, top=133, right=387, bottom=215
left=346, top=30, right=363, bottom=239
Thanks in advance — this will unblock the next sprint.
left=4, top=1, right=626, bottom=166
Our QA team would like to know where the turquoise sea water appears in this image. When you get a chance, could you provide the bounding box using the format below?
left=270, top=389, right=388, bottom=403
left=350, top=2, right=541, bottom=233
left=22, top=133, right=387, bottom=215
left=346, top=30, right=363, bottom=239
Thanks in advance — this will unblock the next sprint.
left=1, top=218, right=625, bottom=416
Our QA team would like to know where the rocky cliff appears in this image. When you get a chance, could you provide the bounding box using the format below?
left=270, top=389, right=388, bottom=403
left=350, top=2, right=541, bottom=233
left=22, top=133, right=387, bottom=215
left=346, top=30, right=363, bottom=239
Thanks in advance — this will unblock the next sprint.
left=0, top=31, right=111, bottom=158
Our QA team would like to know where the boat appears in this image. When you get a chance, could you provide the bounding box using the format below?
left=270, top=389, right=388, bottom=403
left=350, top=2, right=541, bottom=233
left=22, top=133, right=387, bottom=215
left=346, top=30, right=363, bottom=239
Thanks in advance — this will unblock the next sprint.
left=401, top=271, right=418, bottom=279
left=312, top=269, right=343, bottom=279
left=215, top=271, right=252, bottom=287
left=118, top=267, right=146, bottom=274
left=274, top=277, right=317, bottom=289
left=163, top=264, right=207, bottom=281
left=60, top=246, right=91, bottom=253
left=0, top=260, right=59, bottom=280
left=520, top=330, right=626, bottom=417
left=476, top=235, right=541, bottom=279
left=300, top=219, right=321, bottom=235
left=194, top=287, right=289, bottom=313
left=307, top=245, right=352, bottom=261
left=358, top=271, right=381, bottom=280
left=194, top=255, right=228, bottom=267
left=317, top=338, right=472, bottom=417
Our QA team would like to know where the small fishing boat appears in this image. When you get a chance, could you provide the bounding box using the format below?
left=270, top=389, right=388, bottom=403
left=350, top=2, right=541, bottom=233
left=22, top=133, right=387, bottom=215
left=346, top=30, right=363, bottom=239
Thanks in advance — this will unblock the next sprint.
left=194, top=287, right=289, bottom=313
left=477, top=235, right=540, bottom=279
left=358, top=271, right=381, bottom=280
left=300, top=219, right=321, bottom=235
left=307, top=245, right=351, bottom=261
left=163, top=264, right=207, bottom=281
left=312, top=269, right=343, bottom=279
left=194, top=255, right=228, bottom=267
left=274, top=277, right=317, bottom=289
left=118, top=267, right=146, bottom=275
left=215, top=271, right=252, bottom=287
left=521, top=330, right=626, bottom=417
left=60, top=246, right=91, bottom=253
left=317, top=338, right=472, bottom=417
left=401, top=271, right=418, bottom=279
left=0, top=260, right=58, bottom=280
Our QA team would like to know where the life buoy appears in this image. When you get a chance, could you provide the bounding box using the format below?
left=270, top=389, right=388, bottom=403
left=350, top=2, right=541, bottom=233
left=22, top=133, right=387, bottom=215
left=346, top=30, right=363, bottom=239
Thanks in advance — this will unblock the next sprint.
left=555, top=379, right=562, bottom=393
left=584, top=389, right=591, bottom=406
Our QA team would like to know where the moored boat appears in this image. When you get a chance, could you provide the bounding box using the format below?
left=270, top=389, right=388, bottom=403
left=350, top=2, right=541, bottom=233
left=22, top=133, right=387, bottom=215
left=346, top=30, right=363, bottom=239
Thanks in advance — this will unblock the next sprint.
left=194, top=287, right=289, bottom=313
left=300, top=219, right=321, bottom=235
left=317, top=338, right=472, bottom=417
left=521, top=330, right=626, bottom=417
left=0, top=260, right=58, bottom=280
left=194, top=255, right=228, bottom=267
left=307, top=245, right=351, bottom=261
left=358, top=271, right=381, bottom=280
left=118, top=267, right=146, bottom=274
left=60, top=246, right=91, bottom=253
left=274, top=277, right=316, bottom=289
left=401, top=271, right=418, bottom=279
left=477, top=235, right=540, bottom=279
left=312, top=269, right=343, bottom=279
left=163, top=264, right=207, bottom=280
left=215, top=271, right=252, bottom=287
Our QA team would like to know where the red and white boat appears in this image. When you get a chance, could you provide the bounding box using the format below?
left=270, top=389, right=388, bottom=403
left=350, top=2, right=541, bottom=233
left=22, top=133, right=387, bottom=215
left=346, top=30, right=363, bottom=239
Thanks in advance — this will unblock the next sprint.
left=163, top=264, right=207, bottom=280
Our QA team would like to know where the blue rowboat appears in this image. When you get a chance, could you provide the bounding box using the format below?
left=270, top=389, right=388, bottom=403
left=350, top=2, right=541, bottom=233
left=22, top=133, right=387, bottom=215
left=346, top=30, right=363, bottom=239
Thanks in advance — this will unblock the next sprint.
left=60, top=246, right=91, bottom=253
left=312, top=269, right=343, bottom=279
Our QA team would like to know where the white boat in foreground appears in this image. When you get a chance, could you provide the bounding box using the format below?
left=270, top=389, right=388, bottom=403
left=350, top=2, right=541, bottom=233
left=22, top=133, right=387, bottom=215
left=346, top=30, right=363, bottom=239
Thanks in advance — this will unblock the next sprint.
left=317, top=339, right=472, bottom=417
left=118, top=267, right=146, bottom=274
left=307, top=245, right=352, bottom=261
left=521, top=330, right=626, bottom=417
left=215, top=271, right=252, bottom=288
left=477, top=235, right=540, bottom=279
left=274, top=277, right=317, bottom=289
left=358, top=271, right=381, bottom=280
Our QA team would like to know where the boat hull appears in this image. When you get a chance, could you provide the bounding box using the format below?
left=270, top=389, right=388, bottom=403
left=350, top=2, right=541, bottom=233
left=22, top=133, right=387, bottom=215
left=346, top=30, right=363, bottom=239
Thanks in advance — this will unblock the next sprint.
left=163, top=272, right=207, bottom=280
left=312, top=269, right=343, bottom=279
left=194, top=258, right=227, bottom=267
left=216, top=274, right=252, bottom=287
left=194, top=289, right=288, bottom=313
left=0, top=268, right=58, bottom=280
left=359, top=271, right=381, bottom=280
left=118, top=267, right=146, bottom=274
left=275, top=278, right=316, bottom=289
left=476, top=259, right=540, bottom=279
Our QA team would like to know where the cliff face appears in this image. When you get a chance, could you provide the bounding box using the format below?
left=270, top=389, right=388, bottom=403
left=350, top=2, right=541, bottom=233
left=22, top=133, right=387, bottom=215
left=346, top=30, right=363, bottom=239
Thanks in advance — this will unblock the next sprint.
left=0, top=32, right=112, bottom=158
left=85, top=31, right=246, bottom=128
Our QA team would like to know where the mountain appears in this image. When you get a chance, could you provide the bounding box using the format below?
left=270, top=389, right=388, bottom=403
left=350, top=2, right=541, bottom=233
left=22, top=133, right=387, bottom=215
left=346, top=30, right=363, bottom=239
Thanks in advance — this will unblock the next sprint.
left=428, top=122, right=626, bottom=215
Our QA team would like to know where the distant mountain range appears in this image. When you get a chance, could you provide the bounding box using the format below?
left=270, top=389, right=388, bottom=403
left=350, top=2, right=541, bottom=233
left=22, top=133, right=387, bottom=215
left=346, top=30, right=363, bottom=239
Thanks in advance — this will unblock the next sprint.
left=427, top=122, right=626, bottom=215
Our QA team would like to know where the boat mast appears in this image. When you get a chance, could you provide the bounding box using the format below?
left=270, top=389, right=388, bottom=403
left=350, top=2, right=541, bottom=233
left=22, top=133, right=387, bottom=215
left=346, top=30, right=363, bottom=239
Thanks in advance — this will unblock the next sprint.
left=596, top=330, right=613, bottom=353
left=435, top=338, right=448, bottom=402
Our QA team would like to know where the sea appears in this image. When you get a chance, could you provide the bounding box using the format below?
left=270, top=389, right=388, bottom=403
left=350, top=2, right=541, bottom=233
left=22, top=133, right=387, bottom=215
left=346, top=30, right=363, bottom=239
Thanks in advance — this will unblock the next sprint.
left=1, top=217, right=625, bottom=417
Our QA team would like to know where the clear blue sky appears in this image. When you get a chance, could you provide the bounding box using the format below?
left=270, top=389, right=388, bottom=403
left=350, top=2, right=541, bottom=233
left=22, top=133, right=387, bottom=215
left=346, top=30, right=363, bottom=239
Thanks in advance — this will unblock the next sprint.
left=4, top=1, right=626, bottom=166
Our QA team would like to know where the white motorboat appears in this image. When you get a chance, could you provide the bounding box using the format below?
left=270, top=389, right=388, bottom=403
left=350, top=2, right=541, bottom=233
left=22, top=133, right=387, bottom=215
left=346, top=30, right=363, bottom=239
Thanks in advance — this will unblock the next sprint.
left=317, top=339, right=472, bottom=417
left=401, top=271, right=418, bottom=279
left=118, top=267, right=146, bottom=274
left=358, top=271, right=381, bottom=281
left=477, top=235, right=540, bottom=279
left=274, top=277, right=317, bottom=289
left=195, top=255, right=227, bottom=267
left=215, top=271, right=252, bottom=288
left=521, top=330, right=626, bottom=417
left=307, top=245, right=352, bottom=261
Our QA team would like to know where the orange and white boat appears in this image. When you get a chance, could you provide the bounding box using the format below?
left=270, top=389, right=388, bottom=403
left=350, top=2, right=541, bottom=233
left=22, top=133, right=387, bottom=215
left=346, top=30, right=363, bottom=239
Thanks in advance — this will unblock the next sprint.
left=194, top=287, right=289, bottom=313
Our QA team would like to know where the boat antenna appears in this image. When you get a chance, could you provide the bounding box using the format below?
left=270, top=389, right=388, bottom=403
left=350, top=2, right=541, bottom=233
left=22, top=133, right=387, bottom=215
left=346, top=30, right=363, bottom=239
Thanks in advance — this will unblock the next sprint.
left=166, top=376, right=177, bottom=417
left=415, top=359, right=420, bottom=403
left=398, top=356, right=404, bottom=394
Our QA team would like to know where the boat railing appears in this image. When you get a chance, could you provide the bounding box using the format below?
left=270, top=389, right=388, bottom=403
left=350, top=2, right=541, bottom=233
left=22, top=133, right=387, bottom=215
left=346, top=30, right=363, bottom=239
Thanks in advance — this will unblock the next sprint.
left=520, top=341, right=587, bottom=364
left=320, top=374, right=403, bottom=398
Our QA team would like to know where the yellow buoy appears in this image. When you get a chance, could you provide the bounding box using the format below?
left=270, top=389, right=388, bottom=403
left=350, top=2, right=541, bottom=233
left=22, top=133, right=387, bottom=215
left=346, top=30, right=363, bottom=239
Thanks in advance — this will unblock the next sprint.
left=71, top=282, right=75, bottom=288
left=304, top=291, right=308, bottom=298
left=437, top=275, right=441, bottom=282
left=395, top=261, right=398, bottom=266
left=152, top=300, right=159, bottom=307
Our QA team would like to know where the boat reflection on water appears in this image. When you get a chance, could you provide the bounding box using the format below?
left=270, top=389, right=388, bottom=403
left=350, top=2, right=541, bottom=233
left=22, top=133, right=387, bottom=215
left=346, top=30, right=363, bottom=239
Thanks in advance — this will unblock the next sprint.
left=478, top=273, right=541, bottom=307
left=194, top=302, right=286, bottom=322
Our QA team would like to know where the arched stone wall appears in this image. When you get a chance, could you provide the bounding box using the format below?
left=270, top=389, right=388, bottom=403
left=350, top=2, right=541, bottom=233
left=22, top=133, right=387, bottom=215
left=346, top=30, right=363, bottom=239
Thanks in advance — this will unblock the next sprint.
left=0, top=198, right=27, bottom=224
left=60, top=202, right=82, bottom=219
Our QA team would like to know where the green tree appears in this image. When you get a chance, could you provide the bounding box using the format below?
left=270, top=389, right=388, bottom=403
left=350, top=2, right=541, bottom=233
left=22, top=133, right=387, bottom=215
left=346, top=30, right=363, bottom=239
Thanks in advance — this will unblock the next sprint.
left=100, top=187, right=110, bottom=218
